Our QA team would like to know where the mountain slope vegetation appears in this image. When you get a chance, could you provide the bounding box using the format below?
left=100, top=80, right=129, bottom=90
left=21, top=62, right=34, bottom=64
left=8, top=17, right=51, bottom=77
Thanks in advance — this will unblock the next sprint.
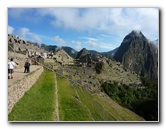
left=57, top=77, right=144, bottom=121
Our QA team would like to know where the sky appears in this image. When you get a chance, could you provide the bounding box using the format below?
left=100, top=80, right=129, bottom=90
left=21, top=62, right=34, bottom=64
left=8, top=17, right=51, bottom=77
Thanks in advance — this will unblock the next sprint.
left=8, top=8, right=159, bottom=52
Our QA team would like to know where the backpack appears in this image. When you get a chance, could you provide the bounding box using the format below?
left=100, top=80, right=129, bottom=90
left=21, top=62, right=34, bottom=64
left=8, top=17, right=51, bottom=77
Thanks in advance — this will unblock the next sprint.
left=25, top=62, right=29, bottom=67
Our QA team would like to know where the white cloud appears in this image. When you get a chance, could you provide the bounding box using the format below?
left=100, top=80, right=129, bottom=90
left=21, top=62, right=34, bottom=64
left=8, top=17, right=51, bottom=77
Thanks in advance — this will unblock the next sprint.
left=52, top=36, right=67, bottom=46
left=83, top=37, right=98, bottom=41
left=31, top=34, right=42, bottom=43
left=9, top=8, right=158, bottom=52
left=38, top=8, right=110, bottom=31
left=37, top=8, right=158, bottom=40
left=8, top=8, right=34, bottom=19
left=16, top=27, right=42, bottom=43
left=71, top=40, right=82, bottom=51
left=8, top=26, right=14, bottom=34
left=86, top=41, right=99, bottom=50
left=99, top=43, right=118, bottom=51
left=17, top=27, right=30, bottom=40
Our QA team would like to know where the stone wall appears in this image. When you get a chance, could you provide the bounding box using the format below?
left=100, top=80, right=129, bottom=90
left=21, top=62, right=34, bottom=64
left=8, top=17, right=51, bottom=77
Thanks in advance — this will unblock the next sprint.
left=8, top=66, right=43, bottom=114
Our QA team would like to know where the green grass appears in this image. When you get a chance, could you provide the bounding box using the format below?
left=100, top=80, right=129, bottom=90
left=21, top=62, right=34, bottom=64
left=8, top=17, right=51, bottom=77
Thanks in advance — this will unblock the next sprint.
left=8, top=70, right=144, bottom=121
left=8, top=70, right=55, bottom=121
left=75, top=87, right=116, bottom=121
left=57, top=77, right=93, bottom=121
left=93, top=95, right=144, bottom=121
left=57, top=78, right=144, bottom=121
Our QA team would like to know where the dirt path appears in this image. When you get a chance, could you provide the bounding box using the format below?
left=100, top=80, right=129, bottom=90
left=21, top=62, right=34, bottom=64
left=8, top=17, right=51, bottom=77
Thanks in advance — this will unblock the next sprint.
left=8, top=65, right=42, bottom=86
left=54, top=73, right=59, bottom=121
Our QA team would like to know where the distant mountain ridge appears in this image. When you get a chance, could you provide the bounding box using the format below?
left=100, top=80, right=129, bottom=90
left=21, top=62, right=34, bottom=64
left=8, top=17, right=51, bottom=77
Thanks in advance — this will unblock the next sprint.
left=101, top=47, right=119, bottom=57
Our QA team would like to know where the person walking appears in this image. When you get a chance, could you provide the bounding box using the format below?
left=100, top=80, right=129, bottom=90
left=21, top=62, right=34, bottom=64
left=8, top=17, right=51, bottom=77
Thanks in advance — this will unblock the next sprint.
left=8, top=58, right=16, bottom=79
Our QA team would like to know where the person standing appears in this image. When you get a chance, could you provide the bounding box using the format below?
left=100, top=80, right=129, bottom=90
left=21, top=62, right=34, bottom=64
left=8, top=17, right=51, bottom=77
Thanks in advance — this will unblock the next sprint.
left=8, top=58, right=16, bottom=79
left=24, top=59, right=29, bottom=73
left=27, top=61, right=30, bottom=73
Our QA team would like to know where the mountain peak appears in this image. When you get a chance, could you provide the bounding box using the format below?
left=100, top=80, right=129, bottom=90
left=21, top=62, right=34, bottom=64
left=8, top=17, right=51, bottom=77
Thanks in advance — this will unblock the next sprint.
left=130, top=30, right=143, bottom=37
left=114, top=31, right=158, bottom=79
left=122, top=30, right=146, bottom=43
left=76, top=48, right=90, bottom=59
left=132, top=30, right=141, bottom=34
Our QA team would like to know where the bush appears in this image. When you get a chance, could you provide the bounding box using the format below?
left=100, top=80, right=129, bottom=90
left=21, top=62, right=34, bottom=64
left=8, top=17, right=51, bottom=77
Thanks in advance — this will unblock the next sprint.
left=101, top=79, right=158, bottom=121
left=95, top=62, right=103, bottom=74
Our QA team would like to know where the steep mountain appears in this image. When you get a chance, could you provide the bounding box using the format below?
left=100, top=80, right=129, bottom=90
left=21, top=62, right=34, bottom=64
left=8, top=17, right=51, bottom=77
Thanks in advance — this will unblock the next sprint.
left=76, top=48, right=90, bottom=59
left=114, top=30, right=158, bottom=79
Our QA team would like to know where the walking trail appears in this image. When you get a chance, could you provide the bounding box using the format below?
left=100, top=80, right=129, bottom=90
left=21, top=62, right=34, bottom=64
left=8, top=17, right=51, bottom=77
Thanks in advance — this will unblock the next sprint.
left=8, top=65, right=42, bottom=86
left=54, top=73, right=59, bottom=121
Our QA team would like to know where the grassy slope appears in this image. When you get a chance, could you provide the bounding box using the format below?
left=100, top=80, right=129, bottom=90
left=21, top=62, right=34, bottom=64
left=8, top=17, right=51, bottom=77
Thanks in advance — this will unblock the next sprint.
left=93, top=94, right=144, bottom=121
left=58, top=77, right=93, bottom=121
left=8, top=70, right=55, bottom=121
left=75, top=87, right=116, bottom=121
left=58, top=77, right=144, bottom=121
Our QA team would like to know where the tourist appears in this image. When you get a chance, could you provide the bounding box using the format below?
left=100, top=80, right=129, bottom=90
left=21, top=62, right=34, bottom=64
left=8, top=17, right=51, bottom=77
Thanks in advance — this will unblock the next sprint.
left=24, top=59, right=30, bottom=73
left=8, top=58, right=16, bottom=79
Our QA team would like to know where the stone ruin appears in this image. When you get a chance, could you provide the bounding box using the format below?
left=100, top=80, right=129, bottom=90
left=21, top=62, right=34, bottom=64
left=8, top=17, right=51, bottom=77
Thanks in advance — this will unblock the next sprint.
left=8, top=34, right=47, bottom=58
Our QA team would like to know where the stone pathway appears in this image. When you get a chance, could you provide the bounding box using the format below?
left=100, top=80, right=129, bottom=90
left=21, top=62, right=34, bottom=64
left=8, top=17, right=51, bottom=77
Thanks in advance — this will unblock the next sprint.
left=8, top=65, right=43, bottom=113
left=8, top=65, right=42, bottom=86
left=54, top=73, right=59, bottom=121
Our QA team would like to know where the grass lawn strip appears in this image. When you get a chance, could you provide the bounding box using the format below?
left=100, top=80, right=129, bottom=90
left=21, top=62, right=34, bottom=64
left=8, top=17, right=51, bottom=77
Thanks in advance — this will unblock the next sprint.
left=8, top=70, right=55, bottom=121
left=57, top=77, right=93, bottom=121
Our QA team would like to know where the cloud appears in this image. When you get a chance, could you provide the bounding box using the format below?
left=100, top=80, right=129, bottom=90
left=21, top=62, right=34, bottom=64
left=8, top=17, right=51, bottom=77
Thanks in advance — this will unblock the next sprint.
left=71, top=40, right=82, bottom=51
left=37, top=8, right=158, bottom=39
left=52, top=36, right=67, bottom=46
left=17, top=27, right=30, bottom=40
left=38, top=8, right=110, bottom=31
left=99, top=43, right=118, bottom=51
left=83, top=37, right=98, bottom=41
left=31, top=34, right=42, bottom=43
left=16, top=27, right=42, bottom=43
left=9, top=8, right=158, bottom=52
left=8, top=26, right=14, bottom=34
left=8, top=8, right=34, bottom=19
left=86, top=41, right=99, bottom=50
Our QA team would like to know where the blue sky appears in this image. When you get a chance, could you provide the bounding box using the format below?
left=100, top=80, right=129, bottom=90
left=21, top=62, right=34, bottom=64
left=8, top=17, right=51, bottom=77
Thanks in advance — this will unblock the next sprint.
left=8, top=8, right=159, bottom=52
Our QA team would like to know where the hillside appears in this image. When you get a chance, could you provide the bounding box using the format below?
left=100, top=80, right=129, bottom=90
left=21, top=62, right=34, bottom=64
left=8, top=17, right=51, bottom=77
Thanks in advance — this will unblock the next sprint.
left=57, top=77, right=144, bottom=121
left=8, top=69, right=144, bottom=121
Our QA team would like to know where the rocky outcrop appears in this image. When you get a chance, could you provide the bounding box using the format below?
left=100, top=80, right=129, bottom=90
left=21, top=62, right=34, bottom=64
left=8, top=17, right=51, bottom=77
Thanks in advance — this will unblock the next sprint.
left=8, top=66, right=43, bottom=114
left=114, top=30, right=158, bottom=79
